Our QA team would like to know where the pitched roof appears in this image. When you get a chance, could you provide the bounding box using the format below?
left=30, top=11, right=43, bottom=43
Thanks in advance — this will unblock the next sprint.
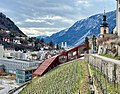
left=33, top=44, right=87, bottom=77
left=33, top=55, right=58, bottom=76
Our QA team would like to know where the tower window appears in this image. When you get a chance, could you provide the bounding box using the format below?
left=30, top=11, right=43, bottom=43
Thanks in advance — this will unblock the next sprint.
left=119, top=0, right=120, bottom=4
left=104, top=30, right=106, bottom=34
left=119, top=7, right=120, bottom=12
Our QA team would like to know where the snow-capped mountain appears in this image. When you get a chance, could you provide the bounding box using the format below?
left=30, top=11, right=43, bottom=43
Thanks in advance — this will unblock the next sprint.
left=44, top=10, right=116, bottom=46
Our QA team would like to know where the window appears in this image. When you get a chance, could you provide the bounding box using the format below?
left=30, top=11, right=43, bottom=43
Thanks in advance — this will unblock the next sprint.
left=16, top=70, right=25, bottom=74
left=19, top=80, right=24, bottom=83
left=119, top=0, right=120, bottom=4
left=104, top=30, right=106, bottom=34
left=17, top=75, right=23, bottom=79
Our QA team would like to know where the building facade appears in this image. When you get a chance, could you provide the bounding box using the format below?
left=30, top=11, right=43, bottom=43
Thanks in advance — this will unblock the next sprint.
left=0, top=64, right=4, bottom=75
left=0, top=58, right=40, bottom=74
left=116, top=0, right=120, bottom=36
left=0, top=45, right=4, bottom=58
left=16, top=67, right=36, bottom=84
left=100, top=11, right=109, bottom=38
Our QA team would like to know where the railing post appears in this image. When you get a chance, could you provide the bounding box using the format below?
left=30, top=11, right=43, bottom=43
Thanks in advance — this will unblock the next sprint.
left=76, top=48, right=79, bottom=58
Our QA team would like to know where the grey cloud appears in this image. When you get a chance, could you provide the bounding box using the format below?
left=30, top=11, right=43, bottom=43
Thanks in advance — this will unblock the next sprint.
left=0, top=0, right=116, bottom=36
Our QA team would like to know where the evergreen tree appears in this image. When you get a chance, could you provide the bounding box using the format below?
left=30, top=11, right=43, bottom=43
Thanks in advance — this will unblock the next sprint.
left=28, top=37, right=33, bottom=42
left=84, top=37, right=89, bottom=53
left=9, top=32, right=15, bottom=38
left=49, top=41, right=54, bottom=49
left=92, top=35, right=97, bottom=53
left=56, top=44, right=59, bottom=50
left=41, top=38, right=44, bottom=43
left=85, top=37, right=89, bottom=44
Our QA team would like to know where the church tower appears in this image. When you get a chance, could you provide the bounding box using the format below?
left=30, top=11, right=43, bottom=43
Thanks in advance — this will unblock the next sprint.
left=100, top=10, right=109, bottom=38
left=116, top=0, right=120, bottom=36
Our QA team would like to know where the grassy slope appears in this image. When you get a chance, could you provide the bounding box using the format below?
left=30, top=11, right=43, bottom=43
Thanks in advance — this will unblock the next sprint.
left=100, top=54, right=120, bottom=60
left=19, top=60, right=90, bottom=94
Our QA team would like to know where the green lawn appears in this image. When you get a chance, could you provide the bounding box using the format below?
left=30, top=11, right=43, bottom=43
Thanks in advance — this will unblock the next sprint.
left=19, top=60, right=90, bottom=94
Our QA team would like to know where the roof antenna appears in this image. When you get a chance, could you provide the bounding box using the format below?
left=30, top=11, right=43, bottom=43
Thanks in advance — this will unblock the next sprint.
left=104, top=9, right=106, bottom=15
left=103, top=0, right=106, bottom=15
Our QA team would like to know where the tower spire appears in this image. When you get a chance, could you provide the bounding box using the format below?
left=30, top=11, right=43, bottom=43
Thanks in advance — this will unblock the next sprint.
left=100, top=9, right=109, bottom=38
left=103, top=10, right=106, bottom=22
left=104, top=10, right=105, bottom=15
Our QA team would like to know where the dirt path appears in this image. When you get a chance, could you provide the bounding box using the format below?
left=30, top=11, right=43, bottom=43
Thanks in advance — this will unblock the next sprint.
left=82, top=63, right=89, bottom=94
left=88, top=64, right=98, bottom=94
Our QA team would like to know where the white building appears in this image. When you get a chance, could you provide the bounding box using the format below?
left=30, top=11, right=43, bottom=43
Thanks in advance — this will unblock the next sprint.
left=100, top=11, right=109, bottom=38
left=116, top=0, right=120, bottom=36
left=0, top=58, right=41, bottom=74
left=13, top=39, right=21, bottom=44
left=65, top=42, right=67, bottom=48
left=0, top=45, right=4, bottom=58
left=61, top=42, right=67, bottom=49
left=61, top=42, right=64, bottom=48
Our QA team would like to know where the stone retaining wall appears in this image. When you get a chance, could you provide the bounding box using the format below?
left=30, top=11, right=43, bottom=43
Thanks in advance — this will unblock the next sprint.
left=85, top=54, right=120, bottom=83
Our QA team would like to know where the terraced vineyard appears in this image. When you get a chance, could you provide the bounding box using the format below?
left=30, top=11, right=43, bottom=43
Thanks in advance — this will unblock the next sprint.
left=19, top=60, right=90, bottom=94
left=90, top=65, right=120, bottom=94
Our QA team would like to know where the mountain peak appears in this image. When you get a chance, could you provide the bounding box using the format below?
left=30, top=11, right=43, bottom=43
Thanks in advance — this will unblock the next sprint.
left=0, top=12, right=26, bottom=37
left=44, top=10, right=116, bottom=46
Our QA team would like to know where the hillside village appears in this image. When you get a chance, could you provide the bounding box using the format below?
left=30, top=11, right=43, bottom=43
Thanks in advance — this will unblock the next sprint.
left=0, top=0, right=120, bottom=94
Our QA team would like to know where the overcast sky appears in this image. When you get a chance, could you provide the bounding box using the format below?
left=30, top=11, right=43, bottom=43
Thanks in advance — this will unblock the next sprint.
left=0, top=0, right=116, bottom=36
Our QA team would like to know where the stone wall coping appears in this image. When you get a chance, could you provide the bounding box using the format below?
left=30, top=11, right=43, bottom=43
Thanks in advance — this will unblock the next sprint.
left=90, top=54, right=120, bottom=65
